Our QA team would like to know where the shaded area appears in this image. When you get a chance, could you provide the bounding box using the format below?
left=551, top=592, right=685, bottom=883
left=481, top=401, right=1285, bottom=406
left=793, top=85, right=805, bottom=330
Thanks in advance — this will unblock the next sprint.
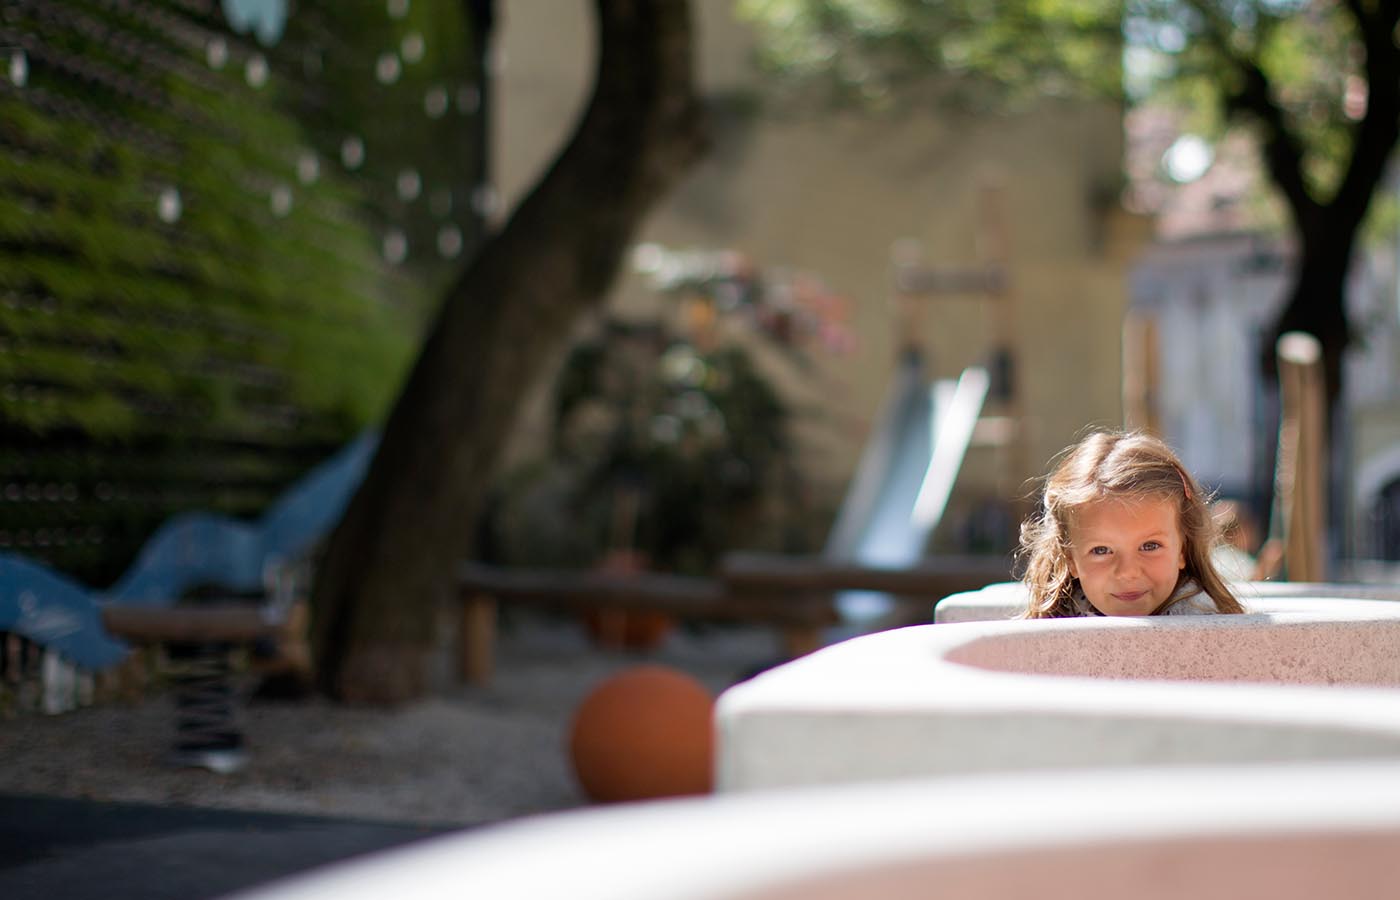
left=0, top=792, right=456, bottom=900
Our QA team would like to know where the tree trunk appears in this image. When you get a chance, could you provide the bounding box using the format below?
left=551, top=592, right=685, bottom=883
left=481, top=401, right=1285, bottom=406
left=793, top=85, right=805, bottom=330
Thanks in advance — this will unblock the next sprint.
left=310, top=0, right=706, bottom=703
left=1265, top=228, right=1355, bottom=414
left=1229, top=3, right=1400, bottom=413
left=1223, top=5, right=1400, bottom=572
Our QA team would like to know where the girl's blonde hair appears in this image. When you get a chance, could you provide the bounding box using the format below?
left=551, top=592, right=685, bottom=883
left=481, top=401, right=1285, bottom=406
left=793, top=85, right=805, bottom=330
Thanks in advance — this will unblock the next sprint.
left=1018, top=429, right=1244, bottom=618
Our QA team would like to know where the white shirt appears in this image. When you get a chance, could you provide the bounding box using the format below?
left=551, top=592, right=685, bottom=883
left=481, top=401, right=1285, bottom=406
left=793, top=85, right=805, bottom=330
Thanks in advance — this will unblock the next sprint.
left=1070, top=578, right=1221, bottom=617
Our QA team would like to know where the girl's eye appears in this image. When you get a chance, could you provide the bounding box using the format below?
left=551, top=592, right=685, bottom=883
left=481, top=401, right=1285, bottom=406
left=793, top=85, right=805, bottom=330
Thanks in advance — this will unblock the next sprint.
left=1141, top=541, right=1162, bottom=551
left=1089, top=546, right=1111, bottom=556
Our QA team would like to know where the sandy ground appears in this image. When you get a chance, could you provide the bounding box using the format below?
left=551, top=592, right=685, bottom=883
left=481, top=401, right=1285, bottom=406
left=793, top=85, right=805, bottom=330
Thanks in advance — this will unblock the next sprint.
left=0, top=611, right=783, bottom=829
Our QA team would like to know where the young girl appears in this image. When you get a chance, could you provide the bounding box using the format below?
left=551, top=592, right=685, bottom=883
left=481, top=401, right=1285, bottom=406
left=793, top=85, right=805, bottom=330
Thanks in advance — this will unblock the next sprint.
left=1019, top=430, right=1245, bottom=618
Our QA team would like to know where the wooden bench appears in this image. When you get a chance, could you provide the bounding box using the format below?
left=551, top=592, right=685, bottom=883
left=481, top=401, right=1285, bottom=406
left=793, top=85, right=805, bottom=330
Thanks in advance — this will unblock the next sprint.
left=457, top=562, right=840, bottom=685
left=101, top=603, right=290, bottom=645
left=719, top=552, right=1011, bottom=608
left=457, top=554, right=1009, bottom=684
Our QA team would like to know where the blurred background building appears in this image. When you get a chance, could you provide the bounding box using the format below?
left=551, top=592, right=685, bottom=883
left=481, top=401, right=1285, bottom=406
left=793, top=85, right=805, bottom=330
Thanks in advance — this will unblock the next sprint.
left=492, top=1, right=1144, bottom=560
left=6, top=0, right=1399, bottom=581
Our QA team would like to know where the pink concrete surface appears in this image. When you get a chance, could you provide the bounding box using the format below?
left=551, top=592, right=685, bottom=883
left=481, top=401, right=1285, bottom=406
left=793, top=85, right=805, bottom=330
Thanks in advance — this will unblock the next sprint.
left=932, top=579, right=1400, bottom=623
left=944, top=617, right=1400, bottom=685
left=739, top=828, right=1400, bottom=900
left=237, top=764, right=1400, bottom=900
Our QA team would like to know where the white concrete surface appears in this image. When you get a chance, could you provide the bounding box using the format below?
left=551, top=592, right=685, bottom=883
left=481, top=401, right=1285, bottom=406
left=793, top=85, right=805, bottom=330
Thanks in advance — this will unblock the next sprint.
left=720, top=589, right=1400, bottom=791
left=236, top=763, right=1400, bottom=900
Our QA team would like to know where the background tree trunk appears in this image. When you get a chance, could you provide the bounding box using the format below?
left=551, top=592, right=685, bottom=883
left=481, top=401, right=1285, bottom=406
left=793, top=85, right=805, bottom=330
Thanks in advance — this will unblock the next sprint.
left=1235, top=4, right=1400, bottom=412
left=1227, top=2, right=1400, bottom=569
left=1266, top=234, right=1355, bottom=414
left=311, top=0, right=706, bottom=703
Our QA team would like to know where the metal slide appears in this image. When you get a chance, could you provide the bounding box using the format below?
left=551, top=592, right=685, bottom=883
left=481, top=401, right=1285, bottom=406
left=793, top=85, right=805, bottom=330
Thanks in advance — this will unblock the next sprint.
left=825, top=350, right=989, bottom=628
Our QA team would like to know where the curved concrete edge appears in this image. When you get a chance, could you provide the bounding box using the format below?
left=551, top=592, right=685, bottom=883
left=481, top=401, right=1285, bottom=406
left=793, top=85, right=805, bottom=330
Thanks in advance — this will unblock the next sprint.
left=932, top=580, right=1400, bottom=623
left=232, top=763, right=1400, bottom=900
left=944, top=615, right=1400, bottom=684
left=717, top=603, right=1400, bottom=791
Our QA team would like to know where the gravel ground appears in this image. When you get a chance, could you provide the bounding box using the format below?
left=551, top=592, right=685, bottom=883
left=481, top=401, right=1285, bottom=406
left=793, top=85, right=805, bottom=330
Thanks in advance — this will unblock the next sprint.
left=0, top=612, right=783, bottom=828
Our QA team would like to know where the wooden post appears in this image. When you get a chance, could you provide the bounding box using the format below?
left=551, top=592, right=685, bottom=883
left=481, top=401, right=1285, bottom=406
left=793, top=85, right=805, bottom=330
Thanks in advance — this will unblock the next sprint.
left=459, top=593, right=498, bottom=685
left=1275, top=332, right=1327, bottom=582
left=780, top=624, right=824, bottom=659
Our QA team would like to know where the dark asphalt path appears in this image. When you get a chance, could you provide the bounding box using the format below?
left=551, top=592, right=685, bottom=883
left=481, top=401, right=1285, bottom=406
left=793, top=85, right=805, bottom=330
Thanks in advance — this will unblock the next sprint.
left=0, top=793, right=460, bottom=900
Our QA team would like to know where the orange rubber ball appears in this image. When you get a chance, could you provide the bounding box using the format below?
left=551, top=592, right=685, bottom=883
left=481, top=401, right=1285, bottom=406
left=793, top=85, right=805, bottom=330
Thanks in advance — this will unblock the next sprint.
left=568, top=663, right=716, bottom=803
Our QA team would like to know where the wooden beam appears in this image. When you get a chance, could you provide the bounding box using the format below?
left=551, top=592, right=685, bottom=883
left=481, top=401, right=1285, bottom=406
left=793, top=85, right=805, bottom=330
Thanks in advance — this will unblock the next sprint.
left=720, top=552, right=1010, bottom=596
left=101, top=604, right=282, bottom=644
left=457, top=562, right=837, bottom=627
left=459, top=594, right=497, bottom=685
left=455, top=556, right=1011, bottom=684
left=1276, top=332, right=1327, bottom=581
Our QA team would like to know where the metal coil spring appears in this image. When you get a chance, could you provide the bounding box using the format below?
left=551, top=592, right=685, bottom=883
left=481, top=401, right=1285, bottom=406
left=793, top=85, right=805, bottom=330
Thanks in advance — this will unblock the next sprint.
left=166, top=642, right=247, bottom=773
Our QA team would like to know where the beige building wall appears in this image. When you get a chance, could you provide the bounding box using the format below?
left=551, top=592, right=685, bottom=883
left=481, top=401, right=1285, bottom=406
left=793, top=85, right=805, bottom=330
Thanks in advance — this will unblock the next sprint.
left=492, top=1, right=1141, bottom=548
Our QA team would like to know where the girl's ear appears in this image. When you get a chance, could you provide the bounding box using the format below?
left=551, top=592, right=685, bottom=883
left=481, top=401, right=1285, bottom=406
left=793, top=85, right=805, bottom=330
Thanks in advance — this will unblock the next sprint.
left=1067, top=555, right=1078, bottom=578
left=1178, top=547, right=1186, bottom=570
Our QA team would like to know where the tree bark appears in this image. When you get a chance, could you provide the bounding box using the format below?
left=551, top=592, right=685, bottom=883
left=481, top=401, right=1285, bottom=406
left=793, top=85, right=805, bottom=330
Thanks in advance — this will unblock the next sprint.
left=310, top=0, right=706, bottom=703
left=1230, top=3, right=1400, bottom=410
left=1268, top=230, right=1355, bottom=411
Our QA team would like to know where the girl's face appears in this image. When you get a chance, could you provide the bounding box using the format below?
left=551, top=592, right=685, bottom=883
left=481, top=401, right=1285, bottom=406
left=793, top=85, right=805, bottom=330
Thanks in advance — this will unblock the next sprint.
left=1066, top=496, right=1186, bottom=616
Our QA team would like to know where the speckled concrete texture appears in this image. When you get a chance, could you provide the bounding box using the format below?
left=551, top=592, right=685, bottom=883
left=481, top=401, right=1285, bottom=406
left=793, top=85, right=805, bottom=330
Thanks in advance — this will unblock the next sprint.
left=932, top=579, right=1400, bottom=623
left=719, top=587, right=1400, bottom=791
left=945, top=616, right=1400, bottom=685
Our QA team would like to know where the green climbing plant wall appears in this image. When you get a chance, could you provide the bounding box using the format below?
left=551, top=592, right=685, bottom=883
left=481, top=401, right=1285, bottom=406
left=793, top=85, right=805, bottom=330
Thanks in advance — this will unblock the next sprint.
left=0, top=0, right=487, bottom=582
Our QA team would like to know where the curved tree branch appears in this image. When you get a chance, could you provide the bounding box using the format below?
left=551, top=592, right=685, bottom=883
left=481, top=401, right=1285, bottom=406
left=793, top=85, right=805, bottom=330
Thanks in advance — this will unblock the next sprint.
left=1228, top=60, right=1319, bottom=232
left=1331, top=1, right=1400, bottom=232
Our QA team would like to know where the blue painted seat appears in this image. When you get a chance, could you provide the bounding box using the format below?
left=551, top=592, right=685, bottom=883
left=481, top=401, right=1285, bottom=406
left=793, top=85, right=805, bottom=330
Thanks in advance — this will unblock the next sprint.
left=0, top=432, right=377, bottom=670
left=0, top=554, right=128, bottom=669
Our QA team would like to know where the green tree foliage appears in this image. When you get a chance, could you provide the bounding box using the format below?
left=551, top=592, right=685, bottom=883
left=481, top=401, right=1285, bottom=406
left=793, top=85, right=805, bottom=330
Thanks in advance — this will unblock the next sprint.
left=1127, top=2, right=1374, bottom=211
left=0, top=0, right=485, bottom=581
left=268, top=0, right=491, bottom=294
left=1127, top=1, right=1400, bottom=406
left=740, top=0, right=1400, bottom=408
left=738, top=0, right=1124, bottom=109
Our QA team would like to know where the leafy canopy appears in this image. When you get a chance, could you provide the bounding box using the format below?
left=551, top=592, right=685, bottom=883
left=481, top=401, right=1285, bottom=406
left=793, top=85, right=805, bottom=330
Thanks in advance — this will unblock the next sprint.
left=738, top=0, right=1125, bottom=108
left=739, top=0, right=1370, bottom=201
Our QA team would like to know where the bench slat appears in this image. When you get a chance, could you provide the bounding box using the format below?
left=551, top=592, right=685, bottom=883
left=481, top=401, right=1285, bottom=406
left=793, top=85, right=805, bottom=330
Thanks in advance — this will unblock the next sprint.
left=102, top=604, right=283, bottom=644
left=720, top=552, right=1010, bottom=595
left=457, top=562, right=837, bottom=627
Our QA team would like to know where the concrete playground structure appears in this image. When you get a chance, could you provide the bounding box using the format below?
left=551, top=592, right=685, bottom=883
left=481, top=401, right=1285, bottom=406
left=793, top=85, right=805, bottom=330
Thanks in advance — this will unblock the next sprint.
left=239, top=765, right=1400, bottom=900
left=241, top=585, right=1400, bottom=899
left=718, top=584, right=1400, bottom=789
